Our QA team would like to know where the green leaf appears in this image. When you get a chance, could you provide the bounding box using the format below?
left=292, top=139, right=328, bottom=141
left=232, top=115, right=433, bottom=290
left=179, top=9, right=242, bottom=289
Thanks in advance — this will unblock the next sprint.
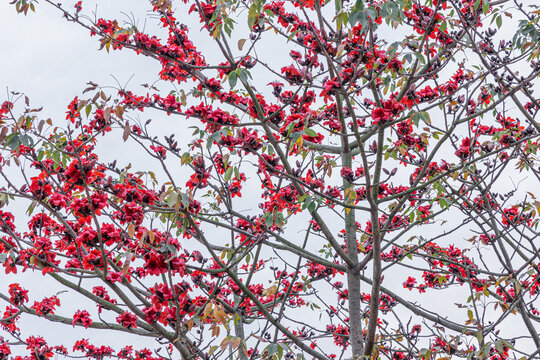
left=4, top=133, right=20, bottom=150
left=403, top=53, right=412, bottom=63
left=224, top=167, right=233, bottom=182
left=439, top=20, right=447, bottom=32
left=166, top=193, right=178, bottom=207
left=264, top=213, right=273, bottom=227
left=247, top=0, right=260, bottom=29
left=475, top=331, right=484, bottom=344
left=26, top=200, right=37, bottom=216
left=354, top=0, right=365, bottom=11
left=413, top=52, right=425, bottom=64
left=500, top=339, right=515, bottom=350
left=349, top=0, right=365, bottom=25
left=388, top=41, right=400, bottom=56
left=482, top=0, right=489, bottom=15
left=275, top=212, right=284, bottom=226
left=267, top=343, right=278, bottom=357
left=228, top=71, right=238, bottom=89
left=367, top=7, right=378, bottom=20
left=0, top=193, right=9, bottom=207
left=180, top=192, right=190, bottom=208
left=474, top=0, right=482, bottom=11
left=19, top=134, right=34, bottom=147
left=277, top=343, right=284, bottom=359
left=358, top=12, right=368, bottom=28
left=238, top=69, right=249, bottom=84
left=495, top=340, right=505, bottom=354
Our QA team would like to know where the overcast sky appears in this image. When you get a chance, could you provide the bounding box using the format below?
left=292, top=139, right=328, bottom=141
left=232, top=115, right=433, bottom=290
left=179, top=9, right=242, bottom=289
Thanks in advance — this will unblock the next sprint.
left=1, top=0, right=538, bottom=358
left=0, top=1, right=158, bottom=116
left=0, top=1, right=169, bottom=354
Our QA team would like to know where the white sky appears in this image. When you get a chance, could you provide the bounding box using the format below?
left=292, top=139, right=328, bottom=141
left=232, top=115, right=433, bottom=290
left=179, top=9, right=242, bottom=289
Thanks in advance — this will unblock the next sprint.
left=1, top=0, right=539, bottom=358
left=0, top=1, right=159, bottom=115
left=0, top=1, right=172, bottom=355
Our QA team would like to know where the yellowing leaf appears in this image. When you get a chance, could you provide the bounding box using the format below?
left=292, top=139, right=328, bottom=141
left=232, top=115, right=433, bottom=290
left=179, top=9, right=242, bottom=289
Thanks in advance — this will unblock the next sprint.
left=213, top=303, right=228, bottom=323
left=122, top=251, right=133, bottom=277
left=262, top=285, right=277, bottom=296
left=127, top=223, right=135, bottom=238
left=122, top=122, right=130, bottom=141
left=238, top=38, right=246, bottom=51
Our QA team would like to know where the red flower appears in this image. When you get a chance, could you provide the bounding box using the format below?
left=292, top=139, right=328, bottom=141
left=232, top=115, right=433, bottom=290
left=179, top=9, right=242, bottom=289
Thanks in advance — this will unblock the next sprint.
left=1, top=306, right=20, bottom=332
left=66, top=97, right=80, bottom=122
left=118, top=346, right=133, bottom=359
left=371, top=107, right=392, bottom=125
left=150, top=145, right=167, bottom=159
left=455, top=137, right=473, bottom=160
left=403, top=277, right=416, bottom=290
left=31, top=296, right=60, bottom=316
left=26, top=336, right=53, bottom=360
left=114, top=201, right=144, bottom=225
left=8, top=283, right=28, bottom=305
left=73, top=339, right=90, bottom=352
left=29, top=174, right=52, bottom=200
left=0, top=341, right=11, bottom=359
left=143, top=251, right=167, bottom=276
left=72, top=310, right=93, bottom=328
left=411, top=324, right=422, bottom=337
left=116, top=311, right=138, bottom=328
left=502, top=206, right=532, bottom=227
left=0, top=101, right=13, bottom=119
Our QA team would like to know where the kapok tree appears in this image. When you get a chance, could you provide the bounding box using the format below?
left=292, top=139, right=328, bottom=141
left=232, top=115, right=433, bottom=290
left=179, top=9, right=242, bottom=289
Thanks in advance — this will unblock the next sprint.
left=1, top=0, right=540, bottom=359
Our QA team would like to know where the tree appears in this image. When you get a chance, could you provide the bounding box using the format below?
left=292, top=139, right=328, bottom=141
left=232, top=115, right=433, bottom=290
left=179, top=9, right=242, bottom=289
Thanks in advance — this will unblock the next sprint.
left=1, top=0, right=540, bottom=359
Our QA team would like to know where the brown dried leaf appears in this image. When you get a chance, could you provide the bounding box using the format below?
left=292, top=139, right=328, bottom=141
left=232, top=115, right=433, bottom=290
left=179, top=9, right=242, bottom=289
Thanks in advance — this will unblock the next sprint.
left=104, top=107, right=112, bottom=121
left=238, top=38, right=246, bottom=51
left=213, top=305, right=228, bottom=323
left=229, top=337, right=241, bottom=349
left=83, top=82, right=98, bottom=93
left=122, top=251, right=133, bottom=277
left=220, top=337, right=229, bottom=351
left=115, top=105, right=124, bottom=120
left=127, top=223, right=135, bottom=238
left=122, top=122, right=131, bottom=142
left=0, top=127, right=8, bottom=142
left=203, top=302, right=213, bottom=317
left=159, top=188, right=171, bottom=202
left=139, top=231, right=148, bottom=245
left=262, top=285, right=277, bottom=296
left=16, top=116, right=24, bottom=130
left=336, top=44, right=346, bottom=57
